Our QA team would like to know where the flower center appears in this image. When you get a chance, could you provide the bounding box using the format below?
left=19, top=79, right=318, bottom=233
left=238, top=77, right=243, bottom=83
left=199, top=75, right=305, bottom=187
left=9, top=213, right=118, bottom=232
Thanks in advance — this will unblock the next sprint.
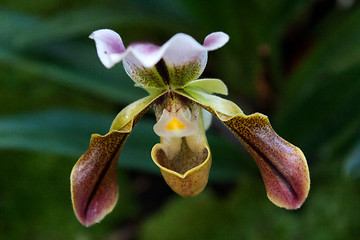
left=166, top=118, right=185, bottom=131
left=153, top=106, right=198, bottom=138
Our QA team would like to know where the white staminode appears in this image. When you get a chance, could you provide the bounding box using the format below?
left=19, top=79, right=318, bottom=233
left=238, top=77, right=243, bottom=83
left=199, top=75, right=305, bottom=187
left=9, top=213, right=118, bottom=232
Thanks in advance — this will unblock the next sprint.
left=153, top=107, right=198, bottom=138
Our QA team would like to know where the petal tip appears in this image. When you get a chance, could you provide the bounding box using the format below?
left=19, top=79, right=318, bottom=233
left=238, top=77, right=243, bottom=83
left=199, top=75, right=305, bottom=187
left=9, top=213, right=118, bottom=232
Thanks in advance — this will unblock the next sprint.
left=264, top=146, right=310, bottom=210
left=90, top=29, right=126, bottom=68
left=74, top=193, right=119, bottom=227
left=203, top=32, right=229, bottom=50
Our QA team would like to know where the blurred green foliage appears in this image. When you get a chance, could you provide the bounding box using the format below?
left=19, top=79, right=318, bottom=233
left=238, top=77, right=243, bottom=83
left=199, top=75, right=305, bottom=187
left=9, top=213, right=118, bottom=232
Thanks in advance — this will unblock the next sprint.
left=1, top=0, right=360, bottom=239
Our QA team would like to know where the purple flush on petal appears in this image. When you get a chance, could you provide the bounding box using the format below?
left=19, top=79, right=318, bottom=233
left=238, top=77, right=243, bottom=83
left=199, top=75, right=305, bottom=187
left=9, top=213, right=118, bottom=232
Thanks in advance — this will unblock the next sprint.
left=91, top=30, right=125, bottom=54
left=90, top=29, right=229, bottom=71
left=89, top=29, right=126, bottom=68
left=130, top=43, right=160, bottom=54
left=203, top=32, right=230, bottom=50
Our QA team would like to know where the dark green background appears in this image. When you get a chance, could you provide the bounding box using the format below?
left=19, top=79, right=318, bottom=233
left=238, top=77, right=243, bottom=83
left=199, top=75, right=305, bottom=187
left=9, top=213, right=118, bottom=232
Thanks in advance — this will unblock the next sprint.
left=1, top=0, right=360, bottom=239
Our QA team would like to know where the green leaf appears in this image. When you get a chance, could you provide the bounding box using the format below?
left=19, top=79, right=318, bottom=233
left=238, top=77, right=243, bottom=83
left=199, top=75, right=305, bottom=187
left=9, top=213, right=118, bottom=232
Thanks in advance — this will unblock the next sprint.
left=282, top=7, right=360, bottom=101
left=13, top=7, right=141, bottom=47
left=0, top=109, right=160, bottom=173
left=139, top=192, right=227, bottom=240
left=274, top=8, right=360, bottom=161
left=0, top=8, right=39, bottom=47
left=0, top=110, right=112, bottom=156
left=4, top=5, right=193, bottom=48
left=275, top=64, right=360, bottom=159
left=344, top=139, right=360, bottom=178
left=119, top=119, right=159, bottom=174
left=141, top=165, right=360, bottom=240
left=0, top=45, right=143, bottom=103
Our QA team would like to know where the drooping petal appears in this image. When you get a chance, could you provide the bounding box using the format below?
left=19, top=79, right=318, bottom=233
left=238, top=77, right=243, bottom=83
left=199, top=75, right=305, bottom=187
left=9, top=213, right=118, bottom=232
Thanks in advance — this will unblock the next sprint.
left=89, top=29, right=126, bottom=69
left=71, top=92, right=164, bottom=226
left=222, top=114, right=310, bottom=209
left=177, top=89, right=310, bottom=209
left=70, top=131, right=127, bottom=227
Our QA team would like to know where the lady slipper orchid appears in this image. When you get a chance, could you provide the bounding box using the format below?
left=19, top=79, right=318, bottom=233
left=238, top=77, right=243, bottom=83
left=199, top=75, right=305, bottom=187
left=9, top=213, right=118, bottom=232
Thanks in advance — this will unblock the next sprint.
left=70, top=29, right=310, bottom=227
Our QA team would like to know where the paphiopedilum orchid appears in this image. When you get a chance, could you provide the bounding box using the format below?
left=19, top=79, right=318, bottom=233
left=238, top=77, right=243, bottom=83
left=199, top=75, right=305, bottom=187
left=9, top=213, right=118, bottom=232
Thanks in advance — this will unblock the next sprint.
left=70, top=30, right=310, bottom=227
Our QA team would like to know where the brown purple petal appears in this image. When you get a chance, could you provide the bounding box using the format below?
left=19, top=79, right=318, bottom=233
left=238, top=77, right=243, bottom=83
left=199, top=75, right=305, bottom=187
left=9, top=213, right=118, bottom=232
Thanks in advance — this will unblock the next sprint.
left=71, top=92, right=162, bottom=226
left=223, top=113, right=310, bottom=209
left=70, top=131, right=129, bottom=226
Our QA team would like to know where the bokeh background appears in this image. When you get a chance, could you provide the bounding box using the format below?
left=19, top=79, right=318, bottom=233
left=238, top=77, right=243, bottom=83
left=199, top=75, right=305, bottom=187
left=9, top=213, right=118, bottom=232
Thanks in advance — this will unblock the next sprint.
left=1, top=0, right=360, bottom=239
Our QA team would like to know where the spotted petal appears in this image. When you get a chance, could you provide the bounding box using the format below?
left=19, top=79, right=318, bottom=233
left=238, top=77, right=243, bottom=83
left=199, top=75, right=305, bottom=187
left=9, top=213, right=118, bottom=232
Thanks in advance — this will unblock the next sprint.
left=90, top=30, right=229, bottom=88
left=177, top=88, right=310, bottom=209
left=71, top=131, right=125, bottom=227
left=70, top=91, right=163, bottom=226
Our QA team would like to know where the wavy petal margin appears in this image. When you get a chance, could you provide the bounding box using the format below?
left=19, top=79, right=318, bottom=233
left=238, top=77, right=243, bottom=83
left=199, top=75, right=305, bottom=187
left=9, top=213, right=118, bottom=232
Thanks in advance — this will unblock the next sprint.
left=178, top=88, right=310, bottom=209
left=70, top=92, right=164, bottom=226
left=90, top=30, right=229, bottom=88
left=90, top=29, right=228, bottom=69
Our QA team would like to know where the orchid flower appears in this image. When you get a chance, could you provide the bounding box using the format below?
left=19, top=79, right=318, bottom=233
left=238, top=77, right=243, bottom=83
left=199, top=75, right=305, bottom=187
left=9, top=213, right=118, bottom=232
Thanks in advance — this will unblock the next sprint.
left=70, top=30, right=310, bottom=227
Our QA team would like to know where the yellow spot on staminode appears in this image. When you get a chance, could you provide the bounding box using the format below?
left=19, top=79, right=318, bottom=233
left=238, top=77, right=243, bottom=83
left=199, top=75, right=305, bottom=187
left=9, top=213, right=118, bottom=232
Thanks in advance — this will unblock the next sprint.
left=166, top=118, right=184, bottom=131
